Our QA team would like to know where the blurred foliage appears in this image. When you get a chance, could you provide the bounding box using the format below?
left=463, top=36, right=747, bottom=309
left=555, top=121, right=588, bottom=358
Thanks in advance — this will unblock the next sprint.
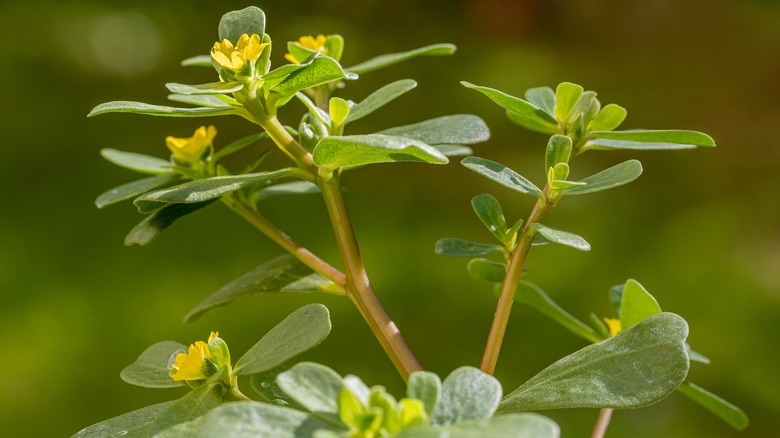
left=0, top=0, right=778, bottom=436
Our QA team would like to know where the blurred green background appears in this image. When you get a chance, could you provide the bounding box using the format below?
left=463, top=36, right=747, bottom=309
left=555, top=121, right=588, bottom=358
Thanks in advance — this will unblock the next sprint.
left=1, top=0, right=778, bottom=436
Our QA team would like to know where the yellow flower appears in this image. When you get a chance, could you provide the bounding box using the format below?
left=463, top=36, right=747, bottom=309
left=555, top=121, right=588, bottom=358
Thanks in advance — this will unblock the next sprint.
left=211, top=33, right=268, bottom=72
left=603, top=318, right=622, bottom=337
left=285, top=34, right=328, bottom=64
left=170, top=332, right=220, bottom=382
left=165, top=125, right=217, bottom=163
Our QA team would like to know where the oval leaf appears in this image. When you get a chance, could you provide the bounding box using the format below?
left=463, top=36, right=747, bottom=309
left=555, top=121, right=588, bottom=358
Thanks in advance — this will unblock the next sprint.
left=677, top=382, right=749, bottom=430
left=88, top=101, right=238, bottom=118
left=619, top=279, right=662, bottom=330
left=525, top=86, right=556, bottom=118
left=218, top=6, right=266, bottom=44
left=564, top=159, right=643, bottom=196
left=234, top=304, right=332, bottom=376
left=407, top=372, right=442, bottom=417
left=467, top=258, right=507, bottom=283
left=461, top=82, right=557, bottom=134
left=528, top=223, right=590, bottom=251
left=378, top=115, right=490, bottom=145
left=276, top=362, right=345, bottom=425
left=271, top=56, right=357, bottom=95
left=125, top=200, right=216, bottom=246
left=120, top=341, right=186, bottom=388
left=471, top=194, right=508, bottom=242
left=432, top=366, right=502, bottom=426
left=100, top=149, right=172, bottom=175
left=461, top=157, right=544, bottom=199
left=189, top=401, right=339, bottom=437
left=396, top=413, right=559, bottom=438
left=72, top=401, right=176, bottom=438
left=498, top=312, right=690, bottom=412
left=97, top=174, right=178, bottom=209
left=582, top=130, right=715, bottom=152
left=313, top=134, right=448, bottom=171
left=588, top=103, right=627, bottom=132
left=435, top=238, right=504, bottom=257
left=346, top=43, right=456, bottom=75
left=346, top=79, right=417, bottom=123
left=184, top=255, right=343, bottom=323
left=545, top=135, right=573, bottom=171
left=554, top=82, right=584, bottom=122
left=134, top=169, right=291, bottom=213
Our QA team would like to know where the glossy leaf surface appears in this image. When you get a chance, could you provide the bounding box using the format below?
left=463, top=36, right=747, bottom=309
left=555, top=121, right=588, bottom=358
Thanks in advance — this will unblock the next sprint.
left=96, top=174, right=178, bottom=209
left=313, top=134, right=447, bottom=171
left=100, top=149, right=172, bottom=175
left=461, top=157, right=544, bottom=199
left=461, top=82, right=557, bottom=134
left=378, top=115, right=490, bottom=145
left=88, top=101, right=238, bottom=118
left=125, top=201, right=216, bottom=246
left=346, top=79, right=417, bottom=123
left=564, top=160, right=643, bottom=196
left=582, top=130, right=715, bottom=152
left=529, top=223, right=591, bottom=251
left=271, top=56, right=357, bottom=95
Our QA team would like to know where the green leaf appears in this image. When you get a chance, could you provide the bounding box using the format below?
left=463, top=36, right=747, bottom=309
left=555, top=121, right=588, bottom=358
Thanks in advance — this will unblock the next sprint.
left=134, top=169, right=292, bottom=213
left=218, top=6, right=266, bottom=44
left=434, top=238, right=504, bottom=257
left=461, top=82, right=557, bottom=134
left=467, top=258, right=506, bottom=283
left=346, top=79, right=417, bottom=123
left=249, top=365, right=305, bottom=409
left=234, top=304, right=332, bottom=376
left=461, top=157, right=544, bottom=199
left=151, top=383, right=226, bottom=435
left=213, top=133, right=266, bottom=162
left=471, top=194, right=508, bottom=243
left=677, top=382, right=749, bottom=430
left=498, top=312, right=690, bottom=411
left=609, top=283, right=625, bottom=315
left=96, top=174, right=178, bottom=209
left=564, top=159, right=643, bottom=196
left=72, top=401, right=176, bottom=438
left=329, top=97, right=350, bottom=128
left=407, top=372, right=442, bottom=417
left=620, top=279, right=662, bottom=330
left=588, top=104, right=627, bottom=132
left=125, top=201, right=216, bottom=246
left=378, top=114, right=490, bottom=146
left=528, top=223, right=590, bottom=251
left=262, top=55, right=317, bottom=81
left=276, top=362, right=345, bottom=425
left=686, top=345, right=711, bottom=364
left=545, top=135, right=573, bottom=171
left=434, top=145, right=472, bottom=157
left=525, top=86, right=556, bottom=118
left=250, top=181, right=320, bottom=202
left=554, top=82, right=583, bottom=122
left=582, top=130, right=716, bottom=152
left=271, top=56, right=357, bottom=95
left=100, top=149, right=172, bottom=175
left=165, top=82, right=243, bottom=95
left=185, top=254, right=343, bottom=323
left=395, top=413, right=560, bottom=438
left=516, top=281, right=602, bottom=343
left=119, top=341, right=186, bottom=388
left=346, top=43, right=456, bottom=75
left=181, top=55, right=212, bottom=67
left=168, top=94, right=234, bottom=108
left=189, top=401, right=340, bottom=437
left=313, top=134, right=448, bottom=172
left=432, top=366, right=502, bottom=426
left=88, top=101, right=238, bottom=118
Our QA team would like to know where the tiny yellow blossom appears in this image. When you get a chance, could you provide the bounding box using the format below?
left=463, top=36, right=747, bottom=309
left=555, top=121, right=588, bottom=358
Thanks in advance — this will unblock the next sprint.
left=170, top=331, right=220, bottom=382
left=211, top=33, right=268, bottom=72
left=603, top=318, right=622, bottom=337
left=165, top=125, right=217, bottom=163
left=285, top=34, right=328, bottom=64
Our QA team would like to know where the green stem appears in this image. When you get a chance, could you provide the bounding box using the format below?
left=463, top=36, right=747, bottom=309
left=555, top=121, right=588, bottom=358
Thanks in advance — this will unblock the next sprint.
left=257, top=116, right=317, bottom=172
left=227, top=385, right=253, bottom=402
left=480, top=194, right=552, bottom=374
left=591, top=408, right=614, bottom=438
left=222, top=195, right=347, bottom=288
left=320, top=174, right=423, bottom=380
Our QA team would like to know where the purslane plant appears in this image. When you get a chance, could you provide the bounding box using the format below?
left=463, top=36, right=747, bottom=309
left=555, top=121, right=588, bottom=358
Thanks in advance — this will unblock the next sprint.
left=76, top=5, right=748, bottom=437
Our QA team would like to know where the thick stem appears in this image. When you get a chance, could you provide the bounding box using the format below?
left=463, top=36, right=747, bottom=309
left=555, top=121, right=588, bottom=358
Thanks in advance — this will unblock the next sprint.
left=258, top=116, right=317, bottom=172
left=222, top=195, right=346, bottom=288
left=480, top=196, right=551, bottom=374
left=320, top=175, right=423, bottom=380
left=591, top=408, right=614, bottom=438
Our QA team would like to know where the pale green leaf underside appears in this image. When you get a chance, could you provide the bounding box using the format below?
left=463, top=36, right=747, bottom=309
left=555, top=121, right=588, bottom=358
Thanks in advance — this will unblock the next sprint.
left=125, top=201, right=216, bottom=246
left=461, top=156, right=544, bottom=199
left=564, top=159, right=643, bottom=196
left=96, top=174, right=178, bottom=209
left=396, top=413, right=559, bottom=438
left=72, top=401, right=176, bottom=438
left=677, top=382, right=749, bottom=430
left=498, top=312, right=690, bottom=411
left=346, top=43, right=456, bottom=75
left=234, top=304, right=332, bottom=376
left=251, top=181, right=320, bottom=201
left=516, top=281, right=602, bottom=343
left=184, top=254, right=343, bottom=323
left=378, top=114, right=490, bottom=145
left=165, top=81, right=243, bottom=95
left=582, top=130, right=715, bottom=152
left=529, top=223, right=591, bottom=251
left=346, top=79, right=417, bottom=123
left=88, top=101, right=239, bottom=118
left=434, top=145, right=473, bottom=157
left=134, top=169, right=292, bottom=213
left=432, top=366, right=502, bottom=426
left=276, top=362, right=345, bottom=425
left=313, top=134, right=448, bottom=171
left=181, top=55, right=212, bottom=67
left=407, top=371, right=442, bottom=417
left=100, top=149, right=172, bottom=175
left=435, top=238, right=504, bottom=257
left=168, top=94, right=234, bottom=108
left=120, top=341, right=186, bottom=388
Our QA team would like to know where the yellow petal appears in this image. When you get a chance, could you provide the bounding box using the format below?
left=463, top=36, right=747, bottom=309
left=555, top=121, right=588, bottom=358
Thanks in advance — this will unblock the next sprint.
left=603, top=317, right=622, bottom=337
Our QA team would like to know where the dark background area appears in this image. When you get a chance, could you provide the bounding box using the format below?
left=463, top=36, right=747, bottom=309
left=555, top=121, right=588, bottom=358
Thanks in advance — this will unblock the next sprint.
left=1, top=0, right=778, bottom=436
